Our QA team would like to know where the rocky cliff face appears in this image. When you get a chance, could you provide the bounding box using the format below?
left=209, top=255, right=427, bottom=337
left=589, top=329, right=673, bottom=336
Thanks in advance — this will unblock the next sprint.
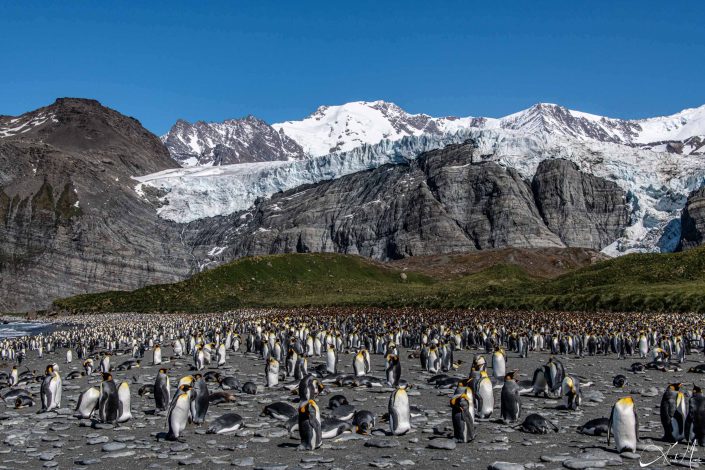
left=189, top=143, right=629, bottom=263
left=532, top=159, right=630, bottom=249
left=0, top=98, right=194, bottom=312
left=678, top=187, right=705, bottom=250
left=161, top=116, right=304, bottom=166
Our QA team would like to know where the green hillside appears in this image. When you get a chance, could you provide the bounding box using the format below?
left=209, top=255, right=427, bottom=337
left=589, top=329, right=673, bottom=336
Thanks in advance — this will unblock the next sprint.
left=52, top=248, right=705, bottom=314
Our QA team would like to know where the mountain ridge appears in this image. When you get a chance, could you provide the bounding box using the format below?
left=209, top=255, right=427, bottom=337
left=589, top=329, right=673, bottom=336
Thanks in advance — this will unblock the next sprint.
left=161, top=100, right=705, bottom=167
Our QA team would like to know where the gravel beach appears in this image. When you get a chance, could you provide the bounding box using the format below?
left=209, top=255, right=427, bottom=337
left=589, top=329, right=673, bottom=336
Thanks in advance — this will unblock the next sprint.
left=0, top=312, right=699, bottom=469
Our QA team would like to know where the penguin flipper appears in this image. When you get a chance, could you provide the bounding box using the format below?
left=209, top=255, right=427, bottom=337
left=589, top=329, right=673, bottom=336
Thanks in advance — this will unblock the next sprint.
left=634, top=403, right=640, bottom=442
left=607, top=406, right=614, bottom=445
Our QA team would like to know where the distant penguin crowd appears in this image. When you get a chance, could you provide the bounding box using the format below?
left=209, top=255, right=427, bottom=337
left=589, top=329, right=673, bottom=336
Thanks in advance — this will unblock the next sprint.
left=2, top=308, right=705, bottom=454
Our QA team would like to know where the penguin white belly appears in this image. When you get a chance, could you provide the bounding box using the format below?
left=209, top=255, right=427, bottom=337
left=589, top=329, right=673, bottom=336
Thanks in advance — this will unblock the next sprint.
left=76, top=387, right=100, bottom=418
left=215, top=422, right=242, bottom=434
left=612, top=410, right=637, bottom=452
left=168, top=397, right=191, bottom=439
left=493, top=356, right=505, bottom=379
left=390, top=393, right=410, bottom=435
left=478, top=383, right=494, bottom=418
left=326, top=352, right=336, bottom=372
left=117, top=383, right=132, bottom=423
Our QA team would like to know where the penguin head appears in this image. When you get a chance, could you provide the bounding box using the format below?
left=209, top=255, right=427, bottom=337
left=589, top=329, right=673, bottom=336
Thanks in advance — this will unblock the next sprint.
left=102, top=372, right=113, bottom=381
left=505, top=369, right=519, bottom=382
left=668, top=383, right=683, bottom=391
left=694, top=385, right=703, bottom=395
left=45, top=365, right=54, bottom=375
left=159, top=368, right=168, bottom=374
left=178, top=384, right=192, bottom=393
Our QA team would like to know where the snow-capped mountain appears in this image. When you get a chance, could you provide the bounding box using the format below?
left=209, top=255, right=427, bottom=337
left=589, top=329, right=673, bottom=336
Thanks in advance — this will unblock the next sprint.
left=136, top=127, right=705, bottom=254
left=144, top=100, right=705, bottom=257
left=271, top=100, right=487, bottom=156
left=161, top=101, right=705, bottom=166
left=161, top=116, right=304, bottom=166
left=499, top=102, right=705, bottom=151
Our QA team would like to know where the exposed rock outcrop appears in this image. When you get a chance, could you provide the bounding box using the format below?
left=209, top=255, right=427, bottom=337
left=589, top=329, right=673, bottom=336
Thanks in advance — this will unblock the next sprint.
left=0, top=98, right=194, bottom=312
left=191, top=143, right=628, bottom=262
left=532, top=159, right=630, bottom=250
left=161, top=116, right=304, bottom=166
left=678, top=186, right=705, bottom=250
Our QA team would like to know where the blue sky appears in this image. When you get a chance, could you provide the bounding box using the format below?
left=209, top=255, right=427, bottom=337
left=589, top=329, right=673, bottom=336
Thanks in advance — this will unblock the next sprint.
left=1, top=2, right=703, bottom=135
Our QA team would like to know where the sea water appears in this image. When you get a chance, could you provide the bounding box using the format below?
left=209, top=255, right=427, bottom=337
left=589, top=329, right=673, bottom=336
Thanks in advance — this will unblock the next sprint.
left=0, top=321, right=54, bottom=339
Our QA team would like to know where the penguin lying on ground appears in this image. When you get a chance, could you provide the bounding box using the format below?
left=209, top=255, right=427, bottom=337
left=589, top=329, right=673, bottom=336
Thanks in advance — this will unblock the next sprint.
left=517, top=413, right=558, bottom=434
left=207, top=413, right=243, bottom=434
left=353, top=410, right=376, bottom=435
left=578, top=417, right=610, bottom=436
left=262, top=401, right=297, bottom=421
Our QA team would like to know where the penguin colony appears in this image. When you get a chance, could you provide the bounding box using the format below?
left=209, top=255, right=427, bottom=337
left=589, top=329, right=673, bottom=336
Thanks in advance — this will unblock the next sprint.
left=2, top=308, right=705, bottom=467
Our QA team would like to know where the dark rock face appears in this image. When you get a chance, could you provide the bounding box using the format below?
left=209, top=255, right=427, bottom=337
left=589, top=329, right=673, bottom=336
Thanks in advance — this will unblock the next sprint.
left=161, top=116, right=304, bottom=166
left=532, top=159, right=630, bottom=250
left=0, top=100, right=634, bottom=311
left=197, top=144, right=627, bottom=262
left=677, top=187, right=705, bottom=250
left=0, top=98, right=193, bottom=312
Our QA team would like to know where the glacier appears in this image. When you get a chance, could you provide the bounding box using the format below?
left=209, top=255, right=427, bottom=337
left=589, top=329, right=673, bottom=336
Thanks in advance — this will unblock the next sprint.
left=135, top=126, right=705, bottom=255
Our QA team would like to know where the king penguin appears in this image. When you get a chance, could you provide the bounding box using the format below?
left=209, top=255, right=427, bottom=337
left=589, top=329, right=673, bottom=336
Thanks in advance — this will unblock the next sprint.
left=492, top=347, right=506, bottom=381
left=500, top=370, right=522, bottom=423
left=266, top=357, right=280, bottom=387
left=75, top=386, right=100, bottom=419
left=473, top=370, right=494, bottom=419
left=154, top=368, right=171, bottom=412
left=167, top=384, right=192, bottom=441
left=298, top=399, right=322, bottom=450
left=608, top=396, right=639, bottom=453
left=353, top=350, right=369, bottom=377
left=686, top=385, right=705, bottom=446
left=40, top=364, right=61, bottom=412
left=388, top=385, right=411, bottom=435
left=385, top=354, right=401, bottom=387
left=98, top=372, right=119, bottom=424
left=117, top=381, right=132, bottom=423
left=450, top=387, right=476, bottom=443
left=190, top=374, right=210, bottom=425
left=660, top=383, right=687, bottom=442
left=561, top=376, right=582, bottom=411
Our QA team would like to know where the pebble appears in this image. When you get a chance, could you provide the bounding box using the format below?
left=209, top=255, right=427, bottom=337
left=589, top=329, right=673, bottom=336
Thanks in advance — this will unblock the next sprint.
left=170, top=443, right=189, bottom=452
left=364, top=439, right=400, bottom=448
left=232, top=457, right=255, bottom=467
left=102, top=450, right=136, bottom=459
left=102, top=442, right=127, bottom=452
left=540, top=455, right=570, bottom=463
left=561, top=459, right=607, bottom=469
left=87, top=436, right=110, bottom=445
left=488, top=463, right=525, bottom=470
left=428, top=439, right=457, bottom=450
